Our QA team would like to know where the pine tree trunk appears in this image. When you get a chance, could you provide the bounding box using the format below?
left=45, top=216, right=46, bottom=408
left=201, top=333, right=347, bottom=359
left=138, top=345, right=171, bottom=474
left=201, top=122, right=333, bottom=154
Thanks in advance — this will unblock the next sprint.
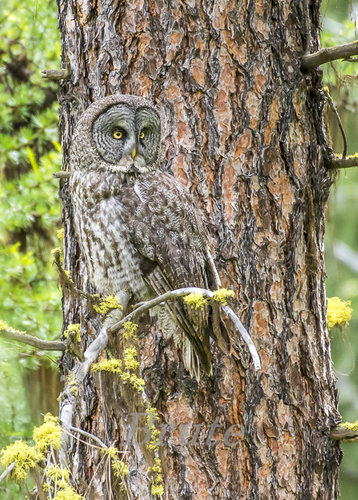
left=57, top=0, right=342, bottom=498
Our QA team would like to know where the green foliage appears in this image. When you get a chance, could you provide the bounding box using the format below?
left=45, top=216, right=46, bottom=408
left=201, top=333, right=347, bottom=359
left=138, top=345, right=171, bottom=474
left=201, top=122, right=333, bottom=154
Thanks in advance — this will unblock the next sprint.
left=322, top=3, right=358, bottom=499
left=0, top=0, right=62, bottom=345
left=0, top=1, right=61, bottom=497
left=321, top=1, right=358, bottom=98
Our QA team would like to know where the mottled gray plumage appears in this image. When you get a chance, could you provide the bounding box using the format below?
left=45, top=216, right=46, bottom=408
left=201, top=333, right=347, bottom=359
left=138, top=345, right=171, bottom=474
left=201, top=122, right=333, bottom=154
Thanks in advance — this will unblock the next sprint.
left=69, top=94, right=223, bottom=377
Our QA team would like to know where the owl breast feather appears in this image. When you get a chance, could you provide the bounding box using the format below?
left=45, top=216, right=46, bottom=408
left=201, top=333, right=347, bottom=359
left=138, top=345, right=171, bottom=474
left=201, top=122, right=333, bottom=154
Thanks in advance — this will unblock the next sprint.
left=71, top=171, right=149, bottom=298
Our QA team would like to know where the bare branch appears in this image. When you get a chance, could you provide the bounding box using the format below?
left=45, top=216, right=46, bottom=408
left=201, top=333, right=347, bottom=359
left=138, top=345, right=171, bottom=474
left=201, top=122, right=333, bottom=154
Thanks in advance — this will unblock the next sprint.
left=324, top=91, right=347, bottom=159
left=0, top=462, right=15, bottom=483
left=0, top=326, right=65, bottom=351
left=108, top=287, right=261, bottom=372
left=333, top=240, right=358, bottom=273
left=302, top=40, right=358, bottom=70
left=326, top=156, right=358, bottom=169
left=59, top=291, right=130, bottom=449
left=69, top=426, right=108, bottom=448
left=42, top=68, right=71, bottom=80
left=59, top=286, right=261, bottom=462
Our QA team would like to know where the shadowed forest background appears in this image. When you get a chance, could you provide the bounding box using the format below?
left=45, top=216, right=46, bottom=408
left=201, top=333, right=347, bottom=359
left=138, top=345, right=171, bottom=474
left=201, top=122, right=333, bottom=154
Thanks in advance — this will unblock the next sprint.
left=1, top=0, right=358, bottom=497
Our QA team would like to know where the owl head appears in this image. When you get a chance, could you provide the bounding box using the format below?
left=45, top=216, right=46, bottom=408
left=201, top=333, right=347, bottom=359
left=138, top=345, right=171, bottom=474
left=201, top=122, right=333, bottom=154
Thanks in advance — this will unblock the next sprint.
left=70, top=94, right=161, bottom=175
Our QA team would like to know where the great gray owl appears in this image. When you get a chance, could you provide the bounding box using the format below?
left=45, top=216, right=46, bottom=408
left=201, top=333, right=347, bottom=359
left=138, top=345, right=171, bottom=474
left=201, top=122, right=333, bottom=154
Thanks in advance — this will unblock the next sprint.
left=69, top=94, right=226, bottom=377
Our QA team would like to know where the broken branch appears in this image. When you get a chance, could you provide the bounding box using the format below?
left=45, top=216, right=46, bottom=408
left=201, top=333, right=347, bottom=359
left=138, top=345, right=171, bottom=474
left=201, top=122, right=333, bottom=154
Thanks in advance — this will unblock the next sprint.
left=42, top=68, right=71, bottom=80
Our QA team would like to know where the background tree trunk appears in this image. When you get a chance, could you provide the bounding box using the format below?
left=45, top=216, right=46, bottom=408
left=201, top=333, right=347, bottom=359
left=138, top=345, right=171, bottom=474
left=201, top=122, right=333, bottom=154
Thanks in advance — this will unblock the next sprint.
left=57, top=0, right=342, bottom=498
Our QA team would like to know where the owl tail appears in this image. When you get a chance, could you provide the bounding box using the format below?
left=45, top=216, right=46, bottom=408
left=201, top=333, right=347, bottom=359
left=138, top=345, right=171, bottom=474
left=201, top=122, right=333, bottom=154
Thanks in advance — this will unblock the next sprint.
left=168, top=300, right=212, bottom=380
left=211, top=303, right=231, bottom=354
left=155, top=302, right=212, bottom=380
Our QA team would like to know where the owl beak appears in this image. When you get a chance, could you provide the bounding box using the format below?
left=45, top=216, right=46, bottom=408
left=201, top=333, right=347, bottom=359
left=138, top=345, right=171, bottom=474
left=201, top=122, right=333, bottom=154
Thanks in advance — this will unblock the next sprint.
left=131, top=148, right=137, bottom=159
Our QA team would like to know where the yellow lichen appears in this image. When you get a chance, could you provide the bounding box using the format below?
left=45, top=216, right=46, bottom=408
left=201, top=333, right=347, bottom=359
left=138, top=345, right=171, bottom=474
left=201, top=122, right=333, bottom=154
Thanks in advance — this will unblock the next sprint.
left=120, top=372, right=145, bottom=392
left=102, top=446, right=119, bottom=459
left=0, top=440, right=42, bottom=481
left=64, top=269, right=74, bottom=283
left=57, top=228, right=64, bottom=241
left=151, top=482, right=164, bottom=497
left=148, top=457, right=164, bottom=497
left=111, top=458, right=128, bottom=479
left=45, top=465, right=71, bottom=491
left=52, top=485, right=85, bottom=500
left=91, top=357, right=144, bottom=392
left=91, top=358, right=123, bottom=373
left=51, top=247, right=62, bottom=259
left=146, top=429, right=160, bottom=451
left=327, top=297, right=353, bottom=330
left=102, top=447, right=128, bottom=479
left=340, top=420, right=358, bottom=431
left=64, top=323, right=81, bottom=342
left=0, top=320, right=25, bottom=334
left=67, top=375, right=79, bottom=396
left=33, top=413, right=62, bottom=453
left=45, top=463, right=84, bottom=498
left=46, top=464, right=70, bottom=482
left=213, top=288, right=235, bottom=305
left=146, top=404, right=160, bottom=451
left=93, top=295, right=123, bottom=315
left=124, top=346, right=139, bottom=371
left=146, top=404, right=159, bottom=423
left=123, top=321, right=138, bottom=339
left=184, top=292, right=208, bottom=310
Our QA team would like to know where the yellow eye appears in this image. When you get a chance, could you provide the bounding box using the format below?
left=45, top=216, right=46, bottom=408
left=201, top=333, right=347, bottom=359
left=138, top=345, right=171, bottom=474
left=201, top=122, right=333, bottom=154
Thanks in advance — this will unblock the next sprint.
left=140, top=131, right=145, bottom=139
left=113, top=130, right=123, bottom=139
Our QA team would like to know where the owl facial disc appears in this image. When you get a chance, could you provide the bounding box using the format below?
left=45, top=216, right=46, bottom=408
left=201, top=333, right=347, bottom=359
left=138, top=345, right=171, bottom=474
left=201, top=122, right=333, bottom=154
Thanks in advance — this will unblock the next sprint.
left=92, top=102, right=161, bottom=173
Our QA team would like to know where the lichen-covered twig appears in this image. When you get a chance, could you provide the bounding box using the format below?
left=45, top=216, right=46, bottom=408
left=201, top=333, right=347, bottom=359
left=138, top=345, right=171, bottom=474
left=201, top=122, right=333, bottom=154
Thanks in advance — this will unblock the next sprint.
left=108, top=287, right=261, bottom=372
left=302, top=40, right=358, bottom=70
left=0, top=322, right=65, bottom=351
left=59, top=286, right=261, bottom=464
left=326, top=156, right=358, bottom=169
left=59, top=291, right=130, bottom=459
left=330, top=423, right=358, bottom=442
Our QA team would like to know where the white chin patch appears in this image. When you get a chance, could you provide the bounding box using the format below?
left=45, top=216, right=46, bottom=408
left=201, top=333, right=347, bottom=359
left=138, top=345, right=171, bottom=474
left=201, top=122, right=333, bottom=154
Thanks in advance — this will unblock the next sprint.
left=108, top=156, right=147, bottom=174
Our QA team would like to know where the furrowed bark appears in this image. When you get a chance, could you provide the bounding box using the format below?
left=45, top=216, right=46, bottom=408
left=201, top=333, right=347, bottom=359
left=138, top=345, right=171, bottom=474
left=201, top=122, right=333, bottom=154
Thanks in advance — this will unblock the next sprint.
left=56, top=0, right=341, bottom=498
